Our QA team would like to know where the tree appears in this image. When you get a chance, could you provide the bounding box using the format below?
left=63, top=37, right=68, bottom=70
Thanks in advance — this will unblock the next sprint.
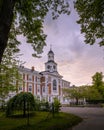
left=82, top=72, right=104, bottom=104
left=74, top=0, right=104, bottom=46
left=92, top=72, right=103, bottom=87
left=84, top=85, right=102, bottom=101
left=0, top=43, right=21, bottom=109
left=63, top=86, right=85, bottom=105
left=6, top=92, right=35, bottom=117
left=0, top=0, right=70, bottom=63
left=53, top=97, right=61, bottom=113
left=92, top=72, right=104, bottom=98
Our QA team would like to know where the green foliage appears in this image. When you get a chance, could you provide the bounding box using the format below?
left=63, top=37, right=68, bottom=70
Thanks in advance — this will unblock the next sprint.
left=33, top=96, right=41, bottom=111
left=39, top=99, right=50, bottom=111
left=63, top=86, right=85, bottom=105
left=92, top=72, right=104, bottom=98
left=84, top=85, right=103, bottom=100
left=45, top=101, right=50, bottom=111
left=74, top=0, right=104, bottom=46
left=0, top=44, right=22, bottom=109
left=6, top=92, right=35, bottom=117
left=33, top=97, right=50, bottom=112
left=92, top=72, right=103, bottom=87
left=33, top=97, right=46, bottom=111
left=0, top=0, right=70, bottom=61
left=53, top=97, right=61, bottom=113
left=64, top=75, right=104, bottom=105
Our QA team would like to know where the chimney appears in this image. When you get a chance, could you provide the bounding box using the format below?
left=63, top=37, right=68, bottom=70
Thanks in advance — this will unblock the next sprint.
left=31, top=66, right=35, bottom=71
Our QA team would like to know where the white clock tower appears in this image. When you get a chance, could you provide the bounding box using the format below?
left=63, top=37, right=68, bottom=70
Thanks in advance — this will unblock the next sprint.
left=45, top=48, right=57, bottom=73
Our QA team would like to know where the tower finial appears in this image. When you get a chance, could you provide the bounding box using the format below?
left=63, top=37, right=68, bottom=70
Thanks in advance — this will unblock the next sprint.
left=50, top=44, right=52, bottom=50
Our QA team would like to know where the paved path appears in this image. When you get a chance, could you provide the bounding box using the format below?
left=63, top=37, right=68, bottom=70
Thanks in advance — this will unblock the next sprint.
left=61, top=107, right=104, bottom=130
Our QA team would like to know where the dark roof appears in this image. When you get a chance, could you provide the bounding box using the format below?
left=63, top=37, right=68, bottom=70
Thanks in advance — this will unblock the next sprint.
left=45, top=60, right=57, bottom=64
left=48, top=49, right=54, bottom=54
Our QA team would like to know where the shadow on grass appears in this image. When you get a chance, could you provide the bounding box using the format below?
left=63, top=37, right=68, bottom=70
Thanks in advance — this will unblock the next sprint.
left=8, top=112, right=36, bottom=118
left=10, top=113, right=82, bottom=130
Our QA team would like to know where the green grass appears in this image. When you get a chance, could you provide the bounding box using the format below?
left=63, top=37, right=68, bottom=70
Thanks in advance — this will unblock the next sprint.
left=0, top=111, right=82, bottom=130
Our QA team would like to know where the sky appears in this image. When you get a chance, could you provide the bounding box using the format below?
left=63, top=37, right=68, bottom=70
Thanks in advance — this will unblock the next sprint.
left=18, top=1, right=104, bottom=86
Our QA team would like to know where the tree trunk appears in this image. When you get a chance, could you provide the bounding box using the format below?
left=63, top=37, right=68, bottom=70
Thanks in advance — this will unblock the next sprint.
left=23, top=99, right=26, bottom=117
left=76, top=98, right=79, bottom=105
left=0, top=0, right=16, bottom=63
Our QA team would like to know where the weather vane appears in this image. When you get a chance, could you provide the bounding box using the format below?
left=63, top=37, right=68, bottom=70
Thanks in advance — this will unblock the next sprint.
left=50, top=44, right=52, bottom=50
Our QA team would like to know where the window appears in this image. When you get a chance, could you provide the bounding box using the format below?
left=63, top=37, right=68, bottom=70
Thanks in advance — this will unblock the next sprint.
left=43, top=86, right=45, bottom=92
left=37, top=86, right=40, bottom=92
left=47, top=65, right=52, bottom=70
left=28, top=75, right=32, bottom=81
left=49, top=97, right=51, bottom=102
left=53, top=79, right=57, bottom=91
left=48, top=76, right=51, bottom=82
left=58, top=79, right=60, bottom=84
left=19, top=87, right=22, bottom=91
left=28, top=85, right=32, bottom=92
left=37, top=77, right=40, bottom=82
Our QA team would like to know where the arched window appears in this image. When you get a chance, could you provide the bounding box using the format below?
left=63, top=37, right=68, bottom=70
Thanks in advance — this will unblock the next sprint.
left=53, top=79, right=57, bottom=91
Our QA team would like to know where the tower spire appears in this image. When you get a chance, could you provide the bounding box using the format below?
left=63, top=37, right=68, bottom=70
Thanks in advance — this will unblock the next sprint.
left=50, top=44, right=52, bottom=51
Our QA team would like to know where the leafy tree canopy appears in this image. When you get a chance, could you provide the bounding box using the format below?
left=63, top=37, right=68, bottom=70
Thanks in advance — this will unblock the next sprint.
left=92, top=72, right=104, bottom=97
left=63, top=86, right=85, bottom=105
left=92, top=72, right=103, bottom=87
left=74, top=0, right=104, bottom=46
left=84, top=85, right=103, bottom=100
left=63, top=86, right=85, bottom=99
left=0, top=0, right=70, bottom=63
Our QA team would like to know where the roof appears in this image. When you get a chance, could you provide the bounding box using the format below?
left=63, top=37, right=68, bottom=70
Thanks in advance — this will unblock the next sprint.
left=18, top=66, right=40, bottom=75
left=48, top=49, right=54, bottom=55
left=45, top=60, right=57, bottom=64
left=40, top=71, right=63, bottom=78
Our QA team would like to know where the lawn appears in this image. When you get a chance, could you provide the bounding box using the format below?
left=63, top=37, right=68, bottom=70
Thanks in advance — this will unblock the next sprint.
left=0, top=111, right=82, bottom=130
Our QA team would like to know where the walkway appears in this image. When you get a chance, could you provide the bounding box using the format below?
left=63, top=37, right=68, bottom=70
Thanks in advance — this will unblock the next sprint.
left=61, top=107, right=104, bottom=130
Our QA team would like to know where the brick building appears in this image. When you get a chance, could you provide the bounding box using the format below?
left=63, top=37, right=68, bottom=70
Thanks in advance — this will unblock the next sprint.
left=18, top=48, right=71, bottom=104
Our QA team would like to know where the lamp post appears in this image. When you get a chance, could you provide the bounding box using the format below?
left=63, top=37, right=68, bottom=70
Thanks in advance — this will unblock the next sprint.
left=27, top=101, right=30, bottom=126
left=51, top=102, right=54, bottom=118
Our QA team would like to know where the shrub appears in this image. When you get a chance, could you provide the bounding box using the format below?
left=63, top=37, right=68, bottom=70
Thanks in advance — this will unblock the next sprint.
left=6, top=92, right=35, bottom=117
left=53, top=98, right=61, bottom=113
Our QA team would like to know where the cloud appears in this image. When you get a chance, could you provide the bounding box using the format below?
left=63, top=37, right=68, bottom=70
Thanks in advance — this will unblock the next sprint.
left=18, top=1, right=104, bottom=86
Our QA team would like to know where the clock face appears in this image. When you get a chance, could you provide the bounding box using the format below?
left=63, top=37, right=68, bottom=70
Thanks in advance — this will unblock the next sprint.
left=47, top=65, right=50, bottom=69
